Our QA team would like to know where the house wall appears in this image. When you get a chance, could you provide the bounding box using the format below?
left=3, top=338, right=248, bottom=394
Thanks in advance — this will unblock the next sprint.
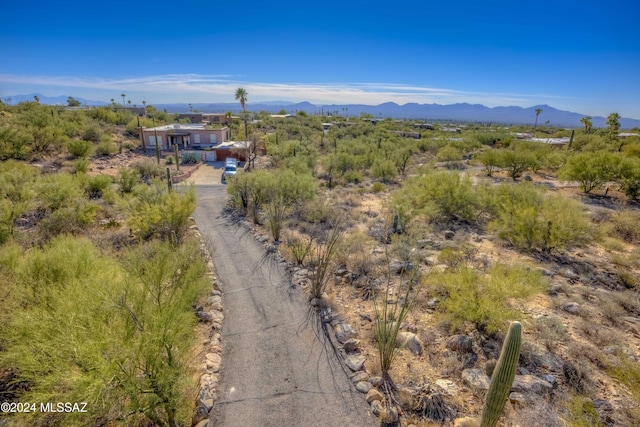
left=142, top=127, right=229, bottom=150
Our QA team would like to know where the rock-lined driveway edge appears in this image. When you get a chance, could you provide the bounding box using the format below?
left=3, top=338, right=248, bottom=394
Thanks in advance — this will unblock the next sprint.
left=188, top=163, right=373, bottom=427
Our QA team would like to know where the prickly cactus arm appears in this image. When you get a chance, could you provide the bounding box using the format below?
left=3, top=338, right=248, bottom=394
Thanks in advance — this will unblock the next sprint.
left=480, top=321, right=522, bottom=427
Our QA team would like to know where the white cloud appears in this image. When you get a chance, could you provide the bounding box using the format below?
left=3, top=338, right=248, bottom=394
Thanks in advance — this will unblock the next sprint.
left=0, top=73, right=570, bottom=110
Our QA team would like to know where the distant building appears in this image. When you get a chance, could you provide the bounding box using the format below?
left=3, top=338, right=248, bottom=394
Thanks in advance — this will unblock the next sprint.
left=114, top=106, right=146, bottom=116
left=177, top=113, right=232, bottom=126
left=412, top=123, right=435, bottom=130
left=142, top=124, right=229, bottom=150
left=392, top=131, right=421, bottom=139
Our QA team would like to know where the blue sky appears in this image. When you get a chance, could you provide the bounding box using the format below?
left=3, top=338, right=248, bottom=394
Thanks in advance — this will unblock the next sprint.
left=1, top=0, right=639, bottom=118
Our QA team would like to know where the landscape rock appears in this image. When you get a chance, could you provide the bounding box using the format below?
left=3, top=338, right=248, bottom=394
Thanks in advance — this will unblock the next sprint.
left=343, top=338, right=360, bottom=352
left=334, top=322, right=357, bottom=344
left=435, top=379, right=460, bottom=396
left=446, top=334, right=473, bottom=353
left=512, top=375, right=554, bottom=394
left=509, top=392, right=528, bottom=405
left=461, top=369, right=491, bottom=390
left=345, top=355, right=366, bottom=372
left=562, top=302, right=580, bottom=314
left=370, top=400, right=383, bottom=416
left=205, top=353, right=222, bottom=372
left=207, top=295, right=223, bottom=311
left=444, top=230, right=455, bottom=240
left=366, top=388, right=384, bottom=403
left=350, top=371, right=369, bottom=383
left=356, top=381, right=373, bottom=393
left=396, top=331, right=423, bottom=355
left=369, top=376, right=384, bottom=387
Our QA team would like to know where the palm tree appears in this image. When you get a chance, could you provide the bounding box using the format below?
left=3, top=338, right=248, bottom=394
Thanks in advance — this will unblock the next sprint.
left=235, top=87, right=248, bottom=140
left=110, top=98, right=115, bottom=106
left=120, top=93, right=126, bottom=106
left=127, top=100, right=131, bottom=107
left=606, top=112, right=621, bottom=133
left=580, top=116, right=592, bottom=134
left=534, top=108, right=543, bottom=129
left=33, top=95, right=40, bottom=104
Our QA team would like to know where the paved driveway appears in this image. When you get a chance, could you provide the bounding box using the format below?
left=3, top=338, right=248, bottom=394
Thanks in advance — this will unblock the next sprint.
left=186, top=163, right=374, bottom=427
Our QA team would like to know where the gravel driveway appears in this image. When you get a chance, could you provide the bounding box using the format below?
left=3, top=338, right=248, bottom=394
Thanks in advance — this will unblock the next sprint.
left=187, top=163, right=374, bottom=427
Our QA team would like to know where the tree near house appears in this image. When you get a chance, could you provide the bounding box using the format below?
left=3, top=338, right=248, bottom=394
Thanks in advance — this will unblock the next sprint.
left=534, top=108, right=543, bottom=129
left=235, top=87, right=249, bottom=141
left=67, top=96, right=81, bottom=107
left=580, top=116, right=592, bottom=134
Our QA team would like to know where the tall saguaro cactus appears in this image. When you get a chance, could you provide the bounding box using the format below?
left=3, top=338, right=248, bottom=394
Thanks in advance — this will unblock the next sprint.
left=480, top=321, right=522, bottom=427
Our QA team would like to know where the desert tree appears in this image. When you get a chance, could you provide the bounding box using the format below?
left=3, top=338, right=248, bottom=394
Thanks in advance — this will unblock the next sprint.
left=534, top=108, right=543, bottom=129
left=580, top=116, right=592, bottom=134
left=235, top=87, right=249, bottom=141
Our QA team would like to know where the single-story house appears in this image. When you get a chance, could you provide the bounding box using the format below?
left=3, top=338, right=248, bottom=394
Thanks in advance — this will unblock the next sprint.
left=392, top=131, right=421, bottom=139
left=204, top=140, right=255, bottom=162
left=142, top=124, right=229, bottom=150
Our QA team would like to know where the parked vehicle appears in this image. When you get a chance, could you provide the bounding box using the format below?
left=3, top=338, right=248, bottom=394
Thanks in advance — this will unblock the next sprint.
left=222, top=158, right=238, bottom=183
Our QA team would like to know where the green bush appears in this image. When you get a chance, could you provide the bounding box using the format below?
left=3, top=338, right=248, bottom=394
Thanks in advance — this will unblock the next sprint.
left=435, top=145, right=463, bottom=163
left=165, top=154, right=175, bottom=165
left=128, top=186, right=196, bottom=243
left=558, top=151, right=621, bottom=193
left=343, top=170, right=363, bottom=184
left=475, top=149, right=501, bottom=176
left=371, top=158, right=397, bottom=182
left=132, top=159, right=163, bottom=178
left=95, top=139, right=118, bottom=155
left=0, top=236, right=208, bottom=426
left=497, top=149, right=537, bottom=180
left=393, top=170, right=477, bottom=225
left=86, top=174, right=113, bottom=198
left=39, top=200, right=98, bottom=239
left=118, top=167, right=140, bottom=194
left=427, top=263, right=546, bottom=333
left=37, top=172, right=84, bottom=211
left=74, top=159, right=90, bottom=174
left=486, top=182, right=592, bottom=251
left=181, top=152, right=201, bottom=164
left=83, top=124, right=102, bottom=142
left=66, top=139, right=93, bottom=158
left=372, top=182, right=385, bottom=193
left=610, top=210, right=640, bottom=243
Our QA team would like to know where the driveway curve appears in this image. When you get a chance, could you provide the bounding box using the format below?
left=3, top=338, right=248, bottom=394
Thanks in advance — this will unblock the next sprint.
left=187, top=163, right=374, bottom=427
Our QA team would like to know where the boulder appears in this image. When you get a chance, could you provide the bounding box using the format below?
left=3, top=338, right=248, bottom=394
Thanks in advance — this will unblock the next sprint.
left=461, top=369, right=491, bottom=390
left=396, top=331, right=423, bottom=356
left=366, top=388, right=384, bottom=403
left=205, top=353, right=222, bottom=373
left=343, top=338, right=360, bottom=352
left=446, top=335, right=473, bottom=353
left=512, top=375, right=553, bottom=394
left=345, top=355, right=366, bottom=372
left=356, top=381, right=373, bottom=393
left=334, top=323, right=357, bottom=344
left=562, top=302, right=580, bottom=314
left=350, top=371, right=369, bottom=383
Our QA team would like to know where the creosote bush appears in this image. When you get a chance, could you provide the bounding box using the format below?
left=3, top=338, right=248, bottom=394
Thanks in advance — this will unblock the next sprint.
left=426, top=263, right=546, bottom=333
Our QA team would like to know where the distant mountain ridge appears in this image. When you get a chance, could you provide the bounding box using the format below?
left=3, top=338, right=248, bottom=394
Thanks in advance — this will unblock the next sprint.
left=5, top=93, right=639, bottom=128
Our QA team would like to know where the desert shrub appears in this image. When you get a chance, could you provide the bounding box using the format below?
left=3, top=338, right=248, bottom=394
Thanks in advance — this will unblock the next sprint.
left=607, top=353, right=640, bottom=405
left=426, top=263, right=546, bottom=333
left=39, top=200, right=98, bottom=238
left=497, top=149, right=537, bottom=180
left=616, top=157, right=640, bottom=199
left=371, top=181, right=385, bottom=193
left=74, top=159, right=89, bottom=174
left=343, top=170, right=363, bottom=184
left=86, top=174, right=113, bottom=198
left=66, top=139, right=93, bottom=158
left=118, top=167, right=140, bottom=194
left=165, top=154, right=175, bottom=165
left=132, top=159, right=163, bottom=178
left=128, top=186, right=196, bottom=243
left=475, top=149, right=501, bottom=176
left=609, top=209, right=640, bottom=243
left=83, top=124, right=102, bottom=142
left=284, top=234, right=312, bottom=265
left=435, top=145, right=463, bottom=163
left=558, top=151, right=621, bottom=193
left=371, top=158, right=397, bottom=182
left=95, top=139, right=118, bottom=155
left=37, top=172, right=84, bottom=211
left=0, top=236, right=208, bottom=427
left=393, top=170, right=477, bottom=225
left=565, top=393, right=604, bottom=426
left=486, top=182, right=592, bottom=251
left=181, top=151, right=201, bottom=164
left=0, top=161, right=38, bottom=243
left=122, top=140, right=138, bottom=151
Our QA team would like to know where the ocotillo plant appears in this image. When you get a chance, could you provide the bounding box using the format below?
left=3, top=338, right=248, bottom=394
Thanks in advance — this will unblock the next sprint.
left=480, top=321, right=522, bottom=427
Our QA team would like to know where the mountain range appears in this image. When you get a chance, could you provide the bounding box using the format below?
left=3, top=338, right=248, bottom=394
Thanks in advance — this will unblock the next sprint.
left=5, top=93, right=639, bottom=129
